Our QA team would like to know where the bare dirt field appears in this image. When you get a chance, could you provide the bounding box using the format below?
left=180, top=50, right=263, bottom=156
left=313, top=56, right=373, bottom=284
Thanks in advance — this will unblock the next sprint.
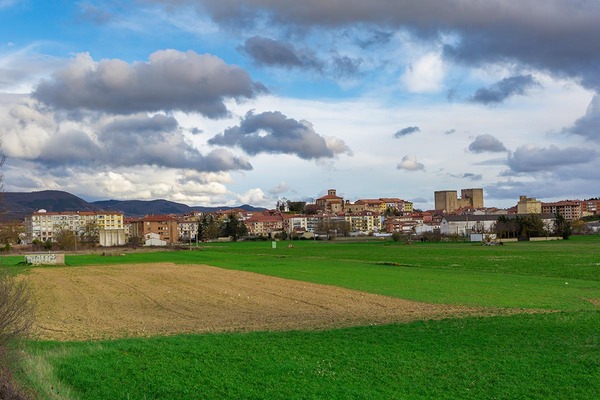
left=29, top=263, right=512, bottom=341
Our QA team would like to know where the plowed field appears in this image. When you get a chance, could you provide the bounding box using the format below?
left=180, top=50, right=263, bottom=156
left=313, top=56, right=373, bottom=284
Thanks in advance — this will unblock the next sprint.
left=29, top=263, right=505, bottom=341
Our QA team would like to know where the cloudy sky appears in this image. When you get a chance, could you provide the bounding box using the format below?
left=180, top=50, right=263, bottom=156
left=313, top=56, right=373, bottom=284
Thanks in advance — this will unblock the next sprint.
left=1, top=1, right=599, bottom=209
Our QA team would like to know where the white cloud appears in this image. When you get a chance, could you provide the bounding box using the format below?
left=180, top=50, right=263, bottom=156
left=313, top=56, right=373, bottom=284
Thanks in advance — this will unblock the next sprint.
left=397, top=155, right=425, bottom=171
left=401, top=52, right=445, bottom=93
left=237, top=188, right=270, bottom=206
left=269, top=181, right=289, bottom=194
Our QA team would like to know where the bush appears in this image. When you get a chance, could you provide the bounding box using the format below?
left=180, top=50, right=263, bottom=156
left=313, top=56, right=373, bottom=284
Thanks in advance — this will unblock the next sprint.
left=0, top=273, right=34, bottom=400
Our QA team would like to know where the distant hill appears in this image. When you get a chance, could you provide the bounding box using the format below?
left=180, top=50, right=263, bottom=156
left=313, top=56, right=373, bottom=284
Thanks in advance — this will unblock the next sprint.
left=0, top=190, right=265, bottom=220
left=1, top=190, right=102, bottom=221
left=92, top=199, right=263, bottom=217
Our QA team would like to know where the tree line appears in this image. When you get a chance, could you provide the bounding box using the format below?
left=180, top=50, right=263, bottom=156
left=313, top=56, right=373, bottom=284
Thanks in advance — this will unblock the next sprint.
left=494, top=214, right=572, bottom=239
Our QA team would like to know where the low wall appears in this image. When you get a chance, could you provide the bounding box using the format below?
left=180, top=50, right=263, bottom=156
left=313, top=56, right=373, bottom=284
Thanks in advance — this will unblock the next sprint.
left=25, top=253, right=65, bottom=265
left=498, top=236, right=562, bottom=243
left=530, top=236, right=562, bottom=241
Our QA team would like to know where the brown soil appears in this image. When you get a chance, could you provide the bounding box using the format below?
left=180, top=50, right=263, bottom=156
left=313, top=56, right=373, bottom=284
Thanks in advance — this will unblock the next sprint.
left=29, top=263, right=515, bottom=341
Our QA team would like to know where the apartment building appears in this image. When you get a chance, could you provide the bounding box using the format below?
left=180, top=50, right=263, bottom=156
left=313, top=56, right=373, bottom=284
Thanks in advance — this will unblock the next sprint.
left=582, top=199, right=600, bottom=216
left=133, top=215, right=179, bottom=244
left=342, top=211, right=383, bottom=234
left=244, top=211, right=285, bottom=237
left=25, top=209, right=125, bottom=245
left=541, top=201, right=582, bottom=221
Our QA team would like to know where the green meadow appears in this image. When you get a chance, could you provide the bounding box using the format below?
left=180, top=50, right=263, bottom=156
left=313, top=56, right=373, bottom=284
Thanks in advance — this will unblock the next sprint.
left=4, top=236, right=600, bottom=399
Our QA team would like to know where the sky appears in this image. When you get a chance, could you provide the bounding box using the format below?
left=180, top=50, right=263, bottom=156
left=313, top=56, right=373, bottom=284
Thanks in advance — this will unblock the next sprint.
left=0, top=0, right=599, bottom=210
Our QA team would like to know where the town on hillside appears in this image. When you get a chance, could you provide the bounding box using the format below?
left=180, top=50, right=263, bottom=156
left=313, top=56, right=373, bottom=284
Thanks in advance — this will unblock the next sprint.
left=4, top=188, right=600, bottom=250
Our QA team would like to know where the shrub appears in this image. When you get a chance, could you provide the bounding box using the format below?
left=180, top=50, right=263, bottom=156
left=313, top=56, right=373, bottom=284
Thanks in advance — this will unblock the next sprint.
left=0, top=274, right=34, bottom=347
left=0, top=273, right=34, bottom=399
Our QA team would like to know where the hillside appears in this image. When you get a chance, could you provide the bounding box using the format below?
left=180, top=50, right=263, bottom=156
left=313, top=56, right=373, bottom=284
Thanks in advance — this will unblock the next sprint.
left=0, top=190, right=265, bottom=220
left=0, top=190, right=102, bottom=221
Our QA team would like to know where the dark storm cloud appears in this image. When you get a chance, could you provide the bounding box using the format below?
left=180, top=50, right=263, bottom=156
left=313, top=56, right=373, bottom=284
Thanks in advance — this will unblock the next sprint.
left=470, top=75, right=539, bottom=105
left=170, top=0, right=600, bottom=91
left=507, top=145, right=596, bottom=173
left=33, top=50, right=266, bottom=118
left=240, top=36, right=323, bottom=70
left=96, top=114, right=253, bottom=171
left=38, top=130, right=101, bottom=166
left=468, top=134, right=507, bottom=153
left=208, top=110, right=351, bottom=160
left=393, top=126, right=420, bottom=138
left=563, top=94, right=600, bottom=140
left=28, top=113, right=252, bottom=172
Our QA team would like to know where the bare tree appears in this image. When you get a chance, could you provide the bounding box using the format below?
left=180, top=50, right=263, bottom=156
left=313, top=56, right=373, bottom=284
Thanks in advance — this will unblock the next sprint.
left=0, top=146, right=34, bottom=399
left=0, top=274, right=34, bottom=347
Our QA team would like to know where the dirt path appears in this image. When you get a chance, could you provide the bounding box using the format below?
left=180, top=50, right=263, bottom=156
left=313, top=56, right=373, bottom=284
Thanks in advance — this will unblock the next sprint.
left=29, top=263, right=506, bottom=341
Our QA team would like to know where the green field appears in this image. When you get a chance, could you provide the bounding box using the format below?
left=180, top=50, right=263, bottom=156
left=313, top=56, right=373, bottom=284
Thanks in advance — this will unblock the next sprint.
left=4, top=236, right=600, bottom=399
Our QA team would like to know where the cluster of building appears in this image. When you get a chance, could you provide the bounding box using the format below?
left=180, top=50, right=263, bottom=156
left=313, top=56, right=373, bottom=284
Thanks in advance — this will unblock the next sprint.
left=22, top=188, right=600, bottom=247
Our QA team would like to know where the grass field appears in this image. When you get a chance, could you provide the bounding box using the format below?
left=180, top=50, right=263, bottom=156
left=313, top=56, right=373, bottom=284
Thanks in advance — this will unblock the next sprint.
left=3, top=236, right=600, bottom=399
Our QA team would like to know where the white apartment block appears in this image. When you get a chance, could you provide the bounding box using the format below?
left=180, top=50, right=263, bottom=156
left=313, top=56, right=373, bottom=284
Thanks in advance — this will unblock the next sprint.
left=25, top=209, right=125, bottom=245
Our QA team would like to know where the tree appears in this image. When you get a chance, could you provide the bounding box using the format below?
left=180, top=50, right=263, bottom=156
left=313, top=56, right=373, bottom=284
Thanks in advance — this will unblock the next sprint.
left=553, top=213, right=572, bottom=239
left=571, top=219, right=589, bottom=235
left=221, top=213, right=247, bottom=241
left=54, top=224, right=77, bottom=250
left=0, top=274, right=33, bottom=348
left=316, top=218, right=350, bottom=237
left=276, top=198, right=288, bottom=212
left=494, top=216, right=518, bottom=238
left=287, top=201, right=306, bottom=213
left=80, top=221, right=99, bottom=246
left=0, top=223, right=25, bottom=246
left=199, top=214, right=220, bottom=240
left=516, top=214, right=546, bottom=238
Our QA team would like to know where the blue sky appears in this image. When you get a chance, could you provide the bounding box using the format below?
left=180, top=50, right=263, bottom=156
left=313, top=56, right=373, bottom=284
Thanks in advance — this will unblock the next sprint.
left=1, top=0, right=599, bottom=209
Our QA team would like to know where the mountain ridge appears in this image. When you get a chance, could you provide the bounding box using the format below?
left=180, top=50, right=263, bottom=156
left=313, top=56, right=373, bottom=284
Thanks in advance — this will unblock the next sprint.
left=0, top=190, right=265, bottom=220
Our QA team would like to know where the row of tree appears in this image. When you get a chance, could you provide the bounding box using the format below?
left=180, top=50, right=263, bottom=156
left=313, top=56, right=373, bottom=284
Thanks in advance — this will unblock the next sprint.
left=494, top=214, right=572, bottom=239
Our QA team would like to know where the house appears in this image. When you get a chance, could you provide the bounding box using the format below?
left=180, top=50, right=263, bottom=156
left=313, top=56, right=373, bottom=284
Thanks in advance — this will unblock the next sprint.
left=144, top=232, right=166, bottom=246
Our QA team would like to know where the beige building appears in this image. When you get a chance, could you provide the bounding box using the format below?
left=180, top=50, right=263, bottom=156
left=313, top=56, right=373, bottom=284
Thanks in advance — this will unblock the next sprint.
left=435, top=188, right=484, bottom=212
left=315, top=189, right=345, bottom=213
left=517, top=196, right=542, bottom=214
